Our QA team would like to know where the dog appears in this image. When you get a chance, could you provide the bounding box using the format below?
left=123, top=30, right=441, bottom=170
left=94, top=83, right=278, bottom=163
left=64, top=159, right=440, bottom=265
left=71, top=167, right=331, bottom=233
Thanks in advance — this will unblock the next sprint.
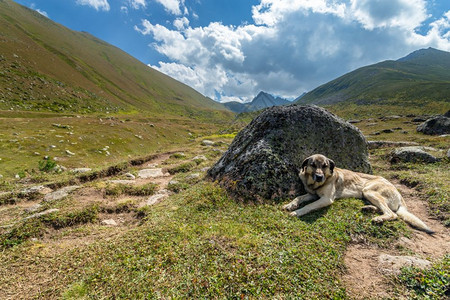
left=283, top=154, right=434, bottom=234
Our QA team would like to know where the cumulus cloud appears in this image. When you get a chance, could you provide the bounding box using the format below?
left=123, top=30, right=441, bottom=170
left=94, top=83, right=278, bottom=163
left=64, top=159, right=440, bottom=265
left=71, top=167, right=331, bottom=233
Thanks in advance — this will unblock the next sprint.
left=154, top=0, right=185, bottom=15
left=76, top=0, right=110, bottom=11
left=136, top=0, right=450, bottom=102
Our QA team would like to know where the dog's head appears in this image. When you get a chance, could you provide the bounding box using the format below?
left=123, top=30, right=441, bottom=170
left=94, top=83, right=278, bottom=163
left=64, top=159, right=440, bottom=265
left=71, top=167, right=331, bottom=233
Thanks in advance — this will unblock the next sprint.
left=300, top=154, right=335, bottom=185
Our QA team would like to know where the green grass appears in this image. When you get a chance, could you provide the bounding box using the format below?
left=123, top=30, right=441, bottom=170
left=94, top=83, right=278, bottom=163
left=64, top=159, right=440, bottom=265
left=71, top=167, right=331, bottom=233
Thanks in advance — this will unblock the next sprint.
left=0, top=205, right=99, bottom=249
left=398, top=255, right=449, bottom=299
left=42, top=182, right=406, bottom=299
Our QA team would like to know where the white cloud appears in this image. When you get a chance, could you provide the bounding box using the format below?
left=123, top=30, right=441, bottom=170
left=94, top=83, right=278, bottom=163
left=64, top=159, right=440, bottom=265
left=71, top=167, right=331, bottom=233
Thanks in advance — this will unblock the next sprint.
left=76, top=0, right=110, bottom=11
left=129, top=0, right=146, bottom=9
left=173, top=17, right=189, bottom=30
left=137, top=0, right=450, bottom=102
left=154, top=0, right=185, bottom=15
left=349, top=0, right=428, bottom=30
left=36, top=9, right=49, bottom=17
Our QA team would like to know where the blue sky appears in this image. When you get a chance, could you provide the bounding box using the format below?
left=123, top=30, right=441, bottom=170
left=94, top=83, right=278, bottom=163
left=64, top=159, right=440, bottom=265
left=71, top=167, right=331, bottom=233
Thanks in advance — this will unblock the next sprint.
left=14, top=0, right=450, bottom=102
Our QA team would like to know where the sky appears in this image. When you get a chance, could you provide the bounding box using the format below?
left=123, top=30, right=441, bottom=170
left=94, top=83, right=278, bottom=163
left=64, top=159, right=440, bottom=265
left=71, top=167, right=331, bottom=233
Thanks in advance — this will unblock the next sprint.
left=14, top=0, right=450, bottom=103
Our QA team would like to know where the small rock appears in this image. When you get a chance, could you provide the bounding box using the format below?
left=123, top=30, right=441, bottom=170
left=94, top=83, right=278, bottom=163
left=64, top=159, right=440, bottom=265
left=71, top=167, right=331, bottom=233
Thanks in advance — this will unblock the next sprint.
left=378, top=254, right=431, bottom=275
left=0, top=175, right=3, bottom=179
left=66, top=150, right=75, bottom=156
left=125, top=173, right=136, bottom=179
left=135, top=134, right=143, bottom=140
left=447, top=149, right=450, bottom=158
left=33, top=152, right=40, bottom=156
left=20, top=185, right=52, bottom=195
left=390, top=146, right=438, bottom=164
left=101, top=219, right=118, bottom=226
left=71, top=168, right=92, bottom=174
left=145, top=193, right=168, bottom=206
left=201, top=140, right=214, bottom=146
left=192, top=155, right=207, bottom=162
left=24, top=204, right=42, bottom=213
left=24, top=208, right=59, bottom=220
left=168, top=180, right=179, bottom=185
left=347, top=119, right=361, bottom=124
left=186, top=173, right=201, bottom=180
left=381, top=129, right=394, bottom=133
left=138, top=168, right=169, bottom=179
left=44, top=185, right=80, bottom=202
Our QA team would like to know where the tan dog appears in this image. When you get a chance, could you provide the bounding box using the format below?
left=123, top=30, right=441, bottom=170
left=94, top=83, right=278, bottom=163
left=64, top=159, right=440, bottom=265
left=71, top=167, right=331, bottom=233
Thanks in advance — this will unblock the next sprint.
left=283, top=154, right=434, bottom=233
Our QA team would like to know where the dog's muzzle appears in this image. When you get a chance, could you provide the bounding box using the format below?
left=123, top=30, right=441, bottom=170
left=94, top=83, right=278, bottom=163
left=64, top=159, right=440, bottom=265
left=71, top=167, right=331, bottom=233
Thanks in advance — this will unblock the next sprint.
left=313, top=174, right=324, bottom=182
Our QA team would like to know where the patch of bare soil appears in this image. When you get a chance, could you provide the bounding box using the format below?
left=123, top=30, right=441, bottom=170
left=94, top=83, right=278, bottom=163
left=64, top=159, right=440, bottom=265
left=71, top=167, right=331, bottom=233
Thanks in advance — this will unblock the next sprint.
left=342, top=181, right=450, bottom=299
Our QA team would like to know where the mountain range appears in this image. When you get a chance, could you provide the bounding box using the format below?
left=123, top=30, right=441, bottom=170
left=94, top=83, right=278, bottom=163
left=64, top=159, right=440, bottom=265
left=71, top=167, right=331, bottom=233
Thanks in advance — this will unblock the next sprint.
left=296, top=47, right=450, bottom=111
left=0, top=0, right=230, bottom=120
left=223, top=91, right=291, bottom=113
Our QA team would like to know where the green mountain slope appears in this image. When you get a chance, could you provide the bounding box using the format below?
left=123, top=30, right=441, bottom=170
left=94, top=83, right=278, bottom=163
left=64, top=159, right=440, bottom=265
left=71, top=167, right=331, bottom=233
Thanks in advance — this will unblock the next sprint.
left=0, top=0, right=230, bottom=119
left=297, top=48, right=450, bottom=113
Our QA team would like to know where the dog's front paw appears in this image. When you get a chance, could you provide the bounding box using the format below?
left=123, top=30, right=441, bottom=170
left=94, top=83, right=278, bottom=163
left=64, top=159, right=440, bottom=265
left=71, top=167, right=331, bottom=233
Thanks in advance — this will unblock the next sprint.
left=289, top=211, right=298, bottom=217
left=283, top=203, right=294, bottom=211
left=371, top=216, right=384, bottom=224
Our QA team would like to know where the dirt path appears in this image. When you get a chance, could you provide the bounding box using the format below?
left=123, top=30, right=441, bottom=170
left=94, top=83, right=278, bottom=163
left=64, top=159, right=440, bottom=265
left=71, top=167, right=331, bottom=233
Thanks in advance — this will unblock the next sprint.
left=342, top=181, right=450, bottom=299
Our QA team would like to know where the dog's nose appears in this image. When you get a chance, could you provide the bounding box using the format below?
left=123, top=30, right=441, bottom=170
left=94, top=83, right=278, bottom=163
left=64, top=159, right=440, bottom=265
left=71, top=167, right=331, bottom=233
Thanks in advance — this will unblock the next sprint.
left=315, top=174, right=324, bottom=181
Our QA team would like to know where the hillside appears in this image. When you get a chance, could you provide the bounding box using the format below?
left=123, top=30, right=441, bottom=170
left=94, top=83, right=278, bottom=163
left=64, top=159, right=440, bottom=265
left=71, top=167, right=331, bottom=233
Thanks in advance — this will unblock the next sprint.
left=296, top=48, right=450, bottom=114
left=223, top=91, right=291, bottom=113
left=0, top=0, right=230, bottom=119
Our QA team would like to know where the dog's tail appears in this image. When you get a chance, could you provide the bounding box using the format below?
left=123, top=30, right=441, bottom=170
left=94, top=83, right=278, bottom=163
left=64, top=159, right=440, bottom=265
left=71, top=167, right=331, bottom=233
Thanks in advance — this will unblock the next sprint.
left=396, top=206, right=434, bottom=234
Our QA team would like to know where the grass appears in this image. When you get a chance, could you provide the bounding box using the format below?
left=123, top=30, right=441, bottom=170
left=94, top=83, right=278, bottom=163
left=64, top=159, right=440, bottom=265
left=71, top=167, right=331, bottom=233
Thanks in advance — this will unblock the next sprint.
left=52, top=182, right=406, bottom=299
left=398, top=255, right=449, bottom=299
left=0, top=107, right=448, bottom=299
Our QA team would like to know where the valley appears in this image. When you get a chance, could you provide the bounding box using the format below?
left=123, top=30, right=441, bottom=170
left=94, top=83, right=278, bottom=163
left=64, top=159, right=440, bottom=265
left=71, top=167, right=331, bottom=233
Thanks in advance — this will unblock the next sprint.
left=0, top=0, right=448, bottom=298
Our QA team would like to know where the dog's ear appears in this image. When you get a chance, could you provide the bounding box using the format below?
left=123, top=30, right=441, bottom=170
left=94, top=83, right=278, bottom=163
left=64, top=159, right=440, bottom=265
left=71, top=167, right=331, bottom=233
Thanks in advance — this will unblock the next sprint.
left=328, top=159, right=335, bottom=173
left=301, top=157, right=310, bottom=172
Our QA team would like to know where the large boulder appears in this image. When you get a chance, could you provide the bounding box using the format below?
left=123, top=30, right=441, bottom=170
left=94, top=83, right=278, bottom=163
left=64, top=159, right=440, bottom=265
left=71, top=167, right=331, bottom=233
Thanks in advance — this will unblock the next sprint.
left=207, top=105, right=371, bottom=202
left=417, top=112, right=450, bottom=135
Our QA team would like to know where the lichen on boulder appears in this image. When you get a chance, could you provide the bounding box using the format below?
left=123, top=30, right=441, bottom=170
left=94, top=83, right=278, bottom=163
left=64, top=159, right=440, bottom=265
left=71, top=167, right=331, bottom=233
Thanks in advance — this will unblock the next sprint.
left=207, top=105, right=371, bottom=202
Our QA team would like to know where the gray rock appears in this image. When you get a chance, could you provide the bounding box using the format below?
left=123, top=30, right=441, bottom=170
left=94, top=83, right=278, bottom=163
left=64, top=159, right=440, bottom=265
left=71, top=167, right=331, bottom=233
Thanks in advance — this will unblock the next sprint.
left=24, top=204, right=42, bottom=213
left=201, top=140, right=214, bottom=146
left=43, top=185, right=81, bottom=202
left=378, top=254, right=431, bottom=275
left=417, top=114, right=450, bottom=135
left=390, top=146, right=438, bottom=164
left=101, top=219, right=118, bottom=226
left=20, top=185, right=52, bottom=196
left=186, top=173, right=201, bottom=180
left=192, top=155, right=208, bottom=162
left=145, top=190, right=169, bottom=206
left=71, top=168, right=92, bottom=174
left=24, top=208, right=59, bottom=220
left=138, top=168, right=169, bottom=179
left=447, top=149, right=450, bottom=158
left=125, top=173, right=136, bottom=179
left=207, top=105, right=371, bottom=202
